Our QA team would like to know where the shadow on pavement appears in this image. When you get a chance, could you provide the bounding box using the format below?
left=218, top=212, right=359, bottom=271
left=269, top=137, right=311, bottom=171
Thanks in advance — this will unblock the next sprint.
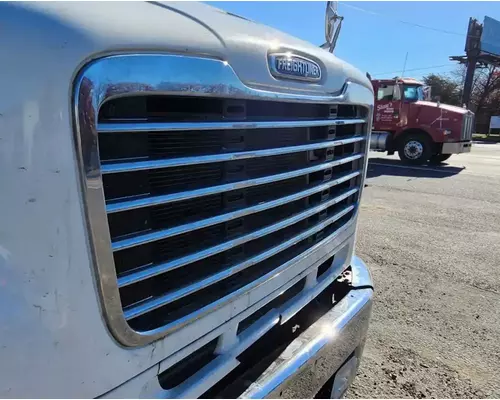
left=367, top=157, right=465, bottom=179
left=472, top=140, right=500, bottom=145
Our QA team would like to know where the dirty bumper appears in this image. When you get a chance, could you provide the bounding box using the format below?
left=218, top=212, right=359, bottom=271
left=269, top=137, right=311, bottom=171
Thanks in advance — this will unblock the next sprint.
left=241, top=256, right=374, bottom=399
left=442, top=141, right=472, bottom=154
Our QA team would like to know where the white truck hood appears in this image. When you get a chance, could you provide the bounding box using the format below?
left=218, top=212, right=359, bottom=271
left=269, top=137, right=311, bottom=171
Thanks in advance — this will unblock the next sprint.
left=0, top=2, right=372, bottom=398
left=1, top=1, right=371, bottom=96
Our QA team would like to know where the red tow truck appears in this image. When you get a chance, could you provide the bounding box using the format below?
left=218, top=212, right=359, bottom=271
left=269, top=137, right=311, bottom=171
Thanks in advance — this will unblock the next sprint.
left=369, top=77, right=474, bottom=164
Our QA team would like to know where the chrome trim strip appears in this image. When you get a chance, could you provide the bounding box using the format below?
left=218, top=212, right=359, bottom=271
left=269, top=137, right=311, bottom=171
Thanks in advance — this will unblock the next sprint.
left=98, top=118, right=366, bottom=134
left=123, top=203, right=356, bottom=320
left=112, top=171, right=360, bottom=252
left=118, top=190, right=358, bottom=290
left=83, top=54, right=374, bottom=106
left=72, top=53, right=374, bottom=347
left=106, top=153, right=363, bottom=214
left=101, top=136, right=366, bottom=174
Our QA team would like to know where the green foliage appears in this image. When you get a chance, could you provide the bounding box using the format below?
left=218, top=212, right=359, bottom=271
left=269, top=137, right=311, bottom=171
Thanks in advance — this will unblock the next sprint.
left=421, top=73, right=462, bottom=106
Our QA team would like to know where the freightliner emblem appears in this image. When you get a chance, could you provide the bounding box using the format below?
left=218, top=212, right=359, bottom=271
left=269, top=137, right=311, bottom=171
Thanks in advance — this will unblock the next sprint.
left=268, top=53, right=322, bottom=82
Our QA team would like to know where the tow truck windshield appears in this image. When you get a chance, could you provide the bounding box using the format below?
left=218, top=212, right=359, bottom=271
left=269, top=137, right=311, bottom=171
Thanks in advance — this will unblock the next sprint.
left=403, top=85, right=425, bottom=102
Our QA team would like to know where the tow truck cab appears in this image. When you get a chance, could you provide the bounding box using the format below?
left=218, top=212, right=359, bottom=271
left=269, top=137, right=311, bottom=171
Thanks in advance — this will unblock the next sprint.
left=370, top=77, right=473, bottom=164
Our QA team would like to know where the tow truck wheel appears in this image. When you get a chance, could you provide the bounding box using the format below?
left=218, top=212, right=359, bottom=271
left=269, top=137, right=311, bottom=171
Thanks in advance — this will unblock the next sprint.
left=398, top=134, right=432, bottom=165
left=429, top=154, right=452, bottom=164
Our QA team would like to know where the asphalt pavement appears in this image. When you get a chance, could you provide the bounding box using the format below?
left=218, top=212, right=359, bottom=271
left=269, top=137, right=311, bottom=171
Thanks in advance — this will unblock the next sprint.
left=348, top=143, right=500, bottom=398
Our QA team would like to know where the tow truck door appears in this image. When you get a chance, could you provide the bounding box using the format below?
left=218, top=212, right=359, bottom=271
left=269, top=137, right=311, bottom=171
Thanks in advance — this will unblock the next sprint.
left=373, top=81, right=401, bottom=131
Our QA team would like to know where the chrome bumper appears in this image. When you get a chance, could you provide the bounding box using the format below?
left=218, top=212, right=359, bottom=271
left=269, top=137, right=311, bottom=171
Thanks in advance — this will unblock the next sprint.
left=442, top=141, right=472, bottom=154
left=99, top=256, right=373, bottom=399
left=241, top=256, right=374, bottom=399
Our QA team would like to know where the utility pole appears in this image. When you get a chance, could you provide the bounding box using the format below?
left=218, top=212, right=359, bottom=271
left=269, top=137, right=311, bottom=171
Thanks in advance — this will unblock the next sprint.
left=461, top=18, right=483, bottom=108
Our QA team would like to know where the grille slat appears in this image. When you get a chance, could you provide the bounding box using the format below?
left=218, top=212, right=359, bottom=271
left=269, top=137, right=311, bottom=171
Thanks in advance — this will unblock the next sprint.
left=112, top=170, right=360, bottom=252
left=123, top=203, right=356, bottom=321
left=97, top=94, right=368, bottom=333
left=98, top=118, right=367, bottom=134
left=101, top=136, right=365, bottom=174
left=117, top=188, right=359, bottom=287
left=106, top=153, right=364, bottom=214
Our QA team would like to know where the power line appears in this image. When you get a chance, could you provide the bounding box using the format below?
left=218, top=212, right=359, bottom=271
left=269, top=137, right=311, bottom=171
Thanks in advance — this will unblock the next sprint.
left=372, top=64, right=456, bottom=77
left=338, top=2, right=461, bottom=79
left=401, top=51, right=409, bottom=77
left=339, top=1, right=500, bottom=50
left=340, top=2, right=464, bottom=37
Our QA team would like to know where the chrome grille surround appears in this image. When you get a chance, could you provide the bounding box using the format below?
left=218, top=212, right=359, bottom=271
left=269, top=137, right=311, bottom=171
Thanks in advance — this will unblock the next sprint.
left=462, top=111, right=475, bottom=140
left=73, top=54, right=374, bottom=347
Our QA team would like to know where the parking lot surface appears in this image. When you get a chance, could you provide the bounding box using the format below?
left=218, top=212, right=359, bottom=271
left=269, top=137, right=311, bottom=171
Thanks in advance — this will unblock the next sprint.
left=348, top=143, right=500, bottom=398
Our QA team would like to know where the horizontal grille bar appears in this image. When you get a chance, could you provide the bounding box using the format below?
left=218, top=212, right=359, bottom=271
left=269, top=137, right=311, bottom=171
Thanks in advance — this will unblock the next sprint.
left=112, top=170, right=360, bottom=252
left=101, top=136, right=365, bottom=174
left=123, top=202, right=356, bottom=320
left=106, top=153, right=364, bottom=213
left=98, top=118, right=367, bottom=133
left=117, top=187, right=359, bottom=288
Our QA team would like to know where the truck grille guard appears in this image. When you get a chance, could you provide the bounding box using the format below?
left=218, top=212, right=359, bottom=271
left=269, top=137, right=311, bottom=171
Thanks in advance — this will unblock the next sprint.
left=73, top=54, right=374, bottom=348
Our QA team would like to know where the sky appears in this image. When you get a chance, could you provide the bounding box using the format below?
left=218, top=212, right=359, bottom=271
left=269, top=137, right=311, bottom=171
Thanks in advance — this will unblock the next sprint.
left=207, top=1, right=500, bottom=80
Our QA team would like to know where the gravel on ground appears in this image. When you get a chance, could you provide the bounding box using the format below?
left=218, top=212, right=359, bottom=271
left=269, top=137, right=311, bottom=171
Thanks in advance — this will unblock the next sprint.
left=347, top=144, right=500, bottom=398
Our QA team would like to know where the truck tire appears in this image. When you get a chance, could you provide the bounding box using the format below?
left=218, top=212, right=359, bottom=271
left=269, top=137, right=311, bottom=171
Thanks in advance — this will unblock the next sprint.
left=429, top=154, right=452, bottom=164
left=398, top=133, right=432, bottom=165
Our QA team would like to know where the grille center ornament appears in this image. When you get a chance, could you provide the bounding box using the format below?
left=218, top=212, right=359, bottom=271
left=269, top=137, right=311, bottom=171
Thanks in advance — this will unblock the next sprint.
left=268, top=53, right=322, bottom=82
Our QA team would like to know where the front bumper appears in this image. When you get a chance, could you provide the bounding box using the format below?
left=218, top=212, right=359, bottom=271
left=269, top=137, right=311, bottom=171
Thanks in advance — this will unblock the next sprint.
left=242, top=256, right=374, bottom=399
left=442, top=141, right=472, bottom=154
left=101, top=256, right=373, bottom=399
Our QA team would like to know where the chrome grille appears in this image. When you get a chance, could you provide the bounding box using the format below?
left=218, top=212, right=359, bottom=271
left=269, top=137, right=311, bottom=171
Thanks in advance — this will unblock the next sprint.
left=462, top=112, right=474, bottom=140
left=97, top=96, right=368, bottom=333
left=73, top=54, right=374, bottom=347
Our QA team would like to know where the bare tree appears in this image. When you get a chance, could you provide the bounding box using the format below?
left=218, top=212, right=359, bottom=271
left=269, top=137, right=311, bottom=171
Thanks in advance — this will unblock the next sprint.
left=470, top=65, right=500, bottom=114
